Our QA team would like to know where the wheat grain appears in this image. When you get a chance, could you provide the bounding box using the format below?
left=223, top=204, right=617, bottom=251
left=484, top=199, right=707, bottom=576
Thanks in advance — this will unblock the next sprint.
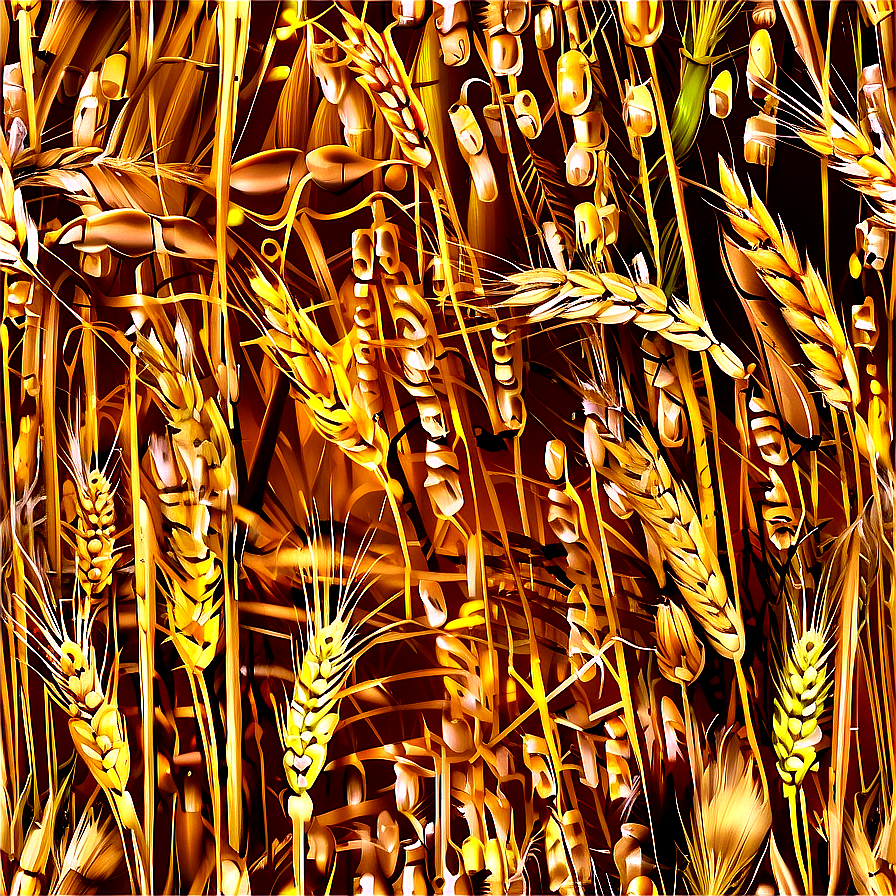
left=762, top=469, right=800, bottom=552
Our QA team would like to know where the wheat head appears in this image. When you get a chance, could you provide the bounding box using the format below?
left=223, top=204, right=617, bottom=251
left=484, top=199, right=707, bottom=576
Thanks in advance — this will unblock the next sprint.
left=684, top=730, right=772, bottom=896
left=595, top=423, right=745, bottom=660
left=281, top=619, right=354, bottom=807
left=719, top=156, right=860, bottom=410
left=252, top=270, right=389, bottom=472
left=654, top=600, right=706, bottom=685
left=503, top=267, right=745, bottom=378
left=773, top=622, right=832, bottom=796
left=339, top=9, right=431, bottom=167
left=134, top=324, right=232, bottom=673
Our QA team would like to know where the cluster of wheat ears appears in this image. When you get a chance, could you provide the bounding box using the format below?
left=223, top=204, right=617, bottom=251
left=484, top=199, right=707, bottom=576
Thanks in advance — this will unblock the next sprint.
left=0, top=1, right=894, bottom=894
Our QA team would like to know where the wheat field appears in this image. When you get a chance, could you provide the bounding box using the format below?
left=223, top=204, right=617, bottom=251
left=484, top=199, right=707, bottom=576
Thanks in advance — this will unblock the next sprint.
left=0, top=1, right=894, bottom=893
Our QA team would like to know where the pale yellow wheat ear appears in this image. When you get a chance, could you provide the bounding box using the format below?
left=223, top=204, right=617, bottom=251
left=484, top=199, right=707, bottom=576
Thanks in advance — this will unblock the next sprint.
left=279, top=505, right=390, bottom=891
left=772, top=591, right=834, bottom=797
left=683, top=729, right=772, bottom=896
left=502, top=267, right=746, bottom=378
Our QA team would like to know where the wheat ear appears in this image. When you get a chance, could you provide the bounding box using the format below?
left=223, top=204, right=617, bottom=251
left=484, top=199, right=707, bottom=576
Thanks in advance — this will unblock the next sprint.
left=502, top=267, right=746, bottom=378
left=772, top=607, right=833, bottom=796
left=593, top=421, right=745, bottom=661
left=133, top=324, right=232, bottom=673
left=795, top=98, right=896, bottom=225
left=719, top=157, right=860, bottom=410
left=339, top=9, right=431, bottom=167
left=252, top=270, right=390, bottom=472
left=684, top=730, right=772, bottom=896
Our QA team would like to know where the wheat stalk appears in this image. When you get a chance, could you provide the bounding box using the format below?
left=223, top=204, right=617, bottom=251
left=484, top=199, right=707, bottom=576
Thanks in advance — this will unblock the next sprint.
left=9, top=567, right=147, bottom=889
left=277, top=512, right=388, bottom=892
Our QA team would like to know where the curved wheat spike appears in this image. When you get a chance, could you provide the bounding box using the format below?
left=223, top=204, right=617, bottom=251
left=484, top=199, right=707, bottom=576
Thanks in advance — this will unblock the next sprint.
left=338, top=8, right=431, bottom=167
left=719, top=156, right=861, bottom=411
left=588, top=417, right=746, bottom=661
left=500, top=267, right=746, bottom=378
left=251, top=268, right=391, bottom=474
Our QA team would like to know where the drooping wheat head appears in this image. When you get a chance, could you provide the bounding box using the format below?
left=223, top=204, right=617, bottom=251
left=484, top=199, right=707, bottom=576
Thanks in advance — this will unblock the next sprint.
left=793, top=74, right=896, bottom=227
